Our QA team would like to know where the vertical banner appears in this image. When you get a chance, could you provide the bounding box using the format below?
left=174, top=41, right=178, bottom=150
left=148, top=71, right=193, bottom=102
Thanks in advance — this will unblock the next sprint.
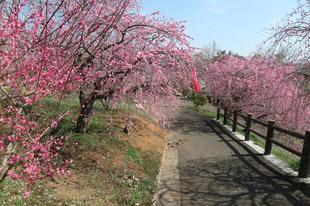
left=191, top=68, right=201, bottom=93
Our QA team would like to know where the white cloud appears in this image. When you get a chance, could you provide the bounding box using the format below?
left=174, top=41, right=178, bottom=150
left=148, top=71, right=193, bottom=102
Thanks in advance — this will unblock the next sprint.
left=203, top=0, right=226, bottom=14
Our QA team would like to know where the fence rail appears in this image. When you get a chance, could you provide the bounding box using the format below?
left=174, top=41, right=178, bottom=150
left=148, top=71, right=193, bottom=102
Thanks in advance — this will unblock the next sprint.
left=215, top=106, right=310, bottom=178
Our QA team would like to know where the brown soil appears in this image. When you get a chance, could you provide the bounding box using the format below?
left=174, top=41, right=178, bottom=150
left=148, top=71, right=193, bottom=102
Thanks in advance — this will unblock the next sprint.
left=112, top=113, right=168, bottom=154
left=47, top=112, right=167, bottom=205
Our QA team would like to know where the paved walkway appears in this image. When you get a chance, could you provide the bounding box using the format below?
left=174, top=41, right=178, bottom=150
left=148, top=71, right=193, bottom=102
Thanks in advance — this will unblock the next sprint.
left=157, top=106, right=310, bottom=206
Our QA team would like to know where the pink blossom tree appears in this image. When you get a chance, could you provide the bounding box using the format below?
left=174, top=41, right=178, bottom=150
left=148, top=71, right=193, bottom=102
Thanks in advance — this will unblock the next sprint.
left=0, top=0, right=79, bottom=189
left=0, top=0, right=194, bottom=190
left=205, top=55, right=309, bottom=132
left=59, top=1, right=195, bottom=133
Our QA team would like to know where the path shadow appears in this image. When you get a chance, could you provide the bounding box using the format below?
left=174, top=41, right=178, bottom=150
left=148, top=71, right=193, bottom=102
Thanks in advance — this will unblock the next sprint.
left=178, top=117, right=310, bottom=205
left=157, top=179, right=180, bottom=206
left=169, top=107, right=220, bottom=134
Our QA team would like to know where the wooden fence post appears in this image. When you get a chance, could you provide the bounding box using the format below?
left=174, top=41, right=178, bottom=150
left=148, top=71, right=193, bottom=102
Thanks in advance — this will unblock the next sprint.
left=216, top=100, right=220, bottom=120
left=232, top=110, right=237, bottom=132
left=216, top=107, right=220, bottom=120
left=223, top=107, right=228, bottom=125
left=299, top=131, right=310, bottom=178
left=264, top=120, right=275, bottom=155
left=245, top=113, right=252, bottom=141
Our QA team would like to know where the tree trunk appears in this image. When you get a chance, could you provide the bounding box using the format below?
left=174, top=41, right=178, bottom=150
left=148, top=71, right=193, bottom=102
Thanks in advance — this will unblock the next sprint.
left=0, top=143, right=15, bottom=185
left=75, top=94, right=95, bottom=133
left=75, top=81, right=110, bottom=133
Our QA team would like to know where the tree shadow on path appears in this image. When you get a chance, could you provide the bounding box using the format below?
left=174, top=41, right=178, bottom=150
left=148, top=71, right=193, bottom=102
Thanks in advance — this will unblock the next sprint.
left=175, top=107, right=310, bottom=206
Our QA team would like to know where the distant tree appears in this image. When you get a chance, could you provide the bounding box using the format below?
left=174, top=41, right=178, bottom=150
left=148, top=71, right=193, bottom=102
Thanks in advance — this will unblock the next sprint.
left=211, top=50, right=244, bottom=62
left=193, top=42, right=219, bottom=78
left=201, top=41, right=219, bottom=61
left=265, top=0, right=310, bottom=63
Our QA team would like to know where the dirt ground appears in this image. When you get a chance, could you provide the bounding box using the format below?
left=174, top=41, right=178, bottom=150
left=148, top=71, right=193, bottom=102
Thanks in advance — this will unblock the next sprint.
left=48, top=112, right=168, bottom=205
left=114, top=113, right=168, bottom=153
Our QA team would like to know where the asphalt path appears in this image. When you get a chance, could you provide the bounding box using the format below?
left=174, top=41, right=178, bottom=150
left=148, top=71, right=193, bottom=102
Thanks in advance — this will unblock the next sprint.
left=165, top=106, right=310, bottom=206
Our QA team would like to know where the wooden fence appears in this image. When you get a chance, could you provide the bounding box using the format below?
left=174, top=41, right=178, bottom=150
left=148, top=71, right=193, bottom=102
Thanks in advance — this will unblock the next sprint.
left=215, top=106, right=310, bottom=178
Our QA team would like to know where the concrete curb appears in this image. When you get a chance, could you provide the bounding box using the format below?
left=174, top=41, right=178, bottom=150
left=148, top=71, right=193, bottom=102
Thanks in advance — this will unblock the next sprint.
left=152, top=141, right=168, bottom=205
left=153, top=137, right=181, bottom=206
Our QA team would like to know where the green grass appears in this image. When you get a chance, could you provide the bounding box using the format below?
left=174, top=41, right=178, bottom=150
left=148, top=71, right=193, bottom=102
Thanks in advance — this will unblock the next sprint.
left=189, top=103, right=218, bottom=120
left=272, top=147, right=300, bottom=171
left=126, top=149, right=160, bottom=205
left=127, top=147, right=143, bottom=165
left=0, top=179, right=59, bottom=206
left=141, top=151, right=161, bottom=177
left=250, top=133, right=265, bottom=148
left=206, top=111, right=217, bottom=119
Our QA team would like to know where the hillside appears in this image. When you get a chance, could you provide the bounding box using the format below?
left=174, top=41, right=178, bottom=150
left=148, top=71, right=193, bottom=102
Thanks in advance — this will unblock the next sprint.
left=0, top=98, right=168, bottom=206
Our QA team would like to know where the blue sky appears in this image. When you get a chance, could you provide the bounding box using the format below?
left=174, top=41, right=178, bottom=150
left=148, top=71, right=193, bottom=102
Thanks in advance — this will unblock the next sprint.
left=142, top=0, right=299, bottom=56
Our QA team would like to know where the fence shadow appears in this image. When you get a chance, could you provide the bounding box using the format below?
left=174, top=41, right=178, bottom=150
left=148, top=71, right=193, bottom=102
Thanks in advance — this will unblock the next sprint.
left=178, top=119, right=310, bottom=206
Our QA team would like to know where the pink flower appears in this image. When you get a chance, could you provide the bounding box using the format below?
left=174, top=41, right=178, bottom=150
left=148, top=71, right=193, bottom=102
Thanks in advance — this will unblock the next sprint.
left=0, top=141, right=4, bottom=152
left=10, top=154, right=22, bottom=164
left=7, top=170, right=20, bottom=180
left=51, top=120, right=58, bottom=129
left=23, top=190, right=31, bottom=199
left=23, top=97, right=34, bottom=105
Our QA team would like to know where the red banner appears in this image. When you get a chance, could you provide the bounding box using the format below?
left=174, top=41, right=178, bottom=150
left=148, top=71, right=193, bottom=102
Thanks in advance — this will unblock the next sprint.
left=191, top=69, right=201, bottom=93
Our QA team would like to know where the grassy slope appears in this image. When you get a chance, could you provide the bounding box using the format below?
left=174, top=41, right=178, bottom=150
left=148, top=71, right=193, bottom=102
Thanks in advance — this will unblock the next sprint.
left=0, top=97, right=166, bottom=206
